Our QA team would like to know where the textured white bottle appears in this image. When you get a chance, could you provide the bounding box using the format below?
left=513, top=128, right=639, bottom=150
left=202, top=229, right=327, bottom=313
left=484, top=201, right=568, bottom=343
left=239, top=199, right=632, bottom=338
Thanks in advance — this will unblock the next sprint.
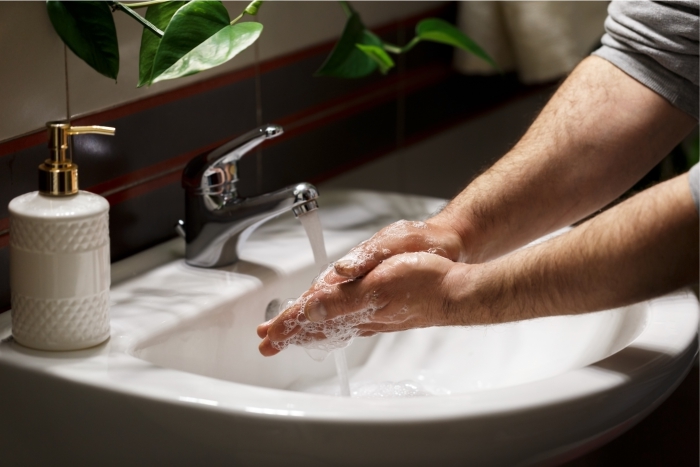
left=9, top=191, right=111, bottom=350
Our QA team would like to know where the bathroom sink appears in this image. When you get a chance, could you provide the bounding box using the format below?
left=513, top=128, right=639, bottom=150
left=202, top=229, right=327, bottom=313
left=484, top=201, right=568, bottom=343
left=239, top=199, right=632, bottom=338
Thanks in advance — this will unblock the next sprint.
left=0, top=190, right=697, bottom=466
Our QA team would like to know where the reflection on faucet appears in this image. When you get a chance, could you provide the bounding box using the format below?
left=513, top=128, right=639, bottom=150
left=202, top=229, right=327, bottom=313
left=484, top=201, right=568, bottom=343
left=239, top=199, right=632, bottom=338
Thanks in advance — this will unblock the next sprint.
left=177, top=124, right=319, bottom=268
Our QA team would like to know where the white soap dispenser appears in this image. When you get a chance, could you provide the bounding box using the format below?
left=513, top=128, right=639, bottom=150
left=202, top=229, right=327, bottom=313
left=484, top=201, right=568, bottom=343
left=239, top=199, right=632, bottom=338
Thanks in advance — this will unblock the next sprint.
left=9, top=121, right=115, bottom=351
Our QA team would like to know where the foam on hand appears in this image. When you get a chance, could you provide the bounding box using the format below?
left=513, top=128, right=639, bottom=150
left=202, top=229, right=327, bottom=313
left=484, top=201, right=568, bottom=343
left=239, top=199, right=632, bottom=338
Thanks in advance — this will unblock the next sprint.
left=271, top=298, right=376, bottom=358
left=270, top=265, right=379, bottom=360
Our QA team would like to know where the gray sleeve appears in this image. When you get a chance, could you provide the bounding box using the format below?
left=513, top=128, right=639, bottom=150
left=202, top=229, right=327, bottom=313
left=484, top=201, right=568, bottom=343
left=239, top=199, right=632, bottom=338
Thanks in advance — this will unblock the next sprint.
left=690, top=164, right=700, bottom=212
left=592, top=1, right=699, bottom=119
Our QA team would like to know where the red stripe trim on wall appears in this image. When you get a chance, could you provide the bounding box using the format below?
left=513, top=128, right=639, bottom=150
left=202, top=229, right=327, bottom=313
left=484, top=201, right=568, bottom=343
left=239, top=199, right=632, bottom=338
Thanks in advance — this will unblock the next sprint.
left=0, top=131, right=47, bottom=159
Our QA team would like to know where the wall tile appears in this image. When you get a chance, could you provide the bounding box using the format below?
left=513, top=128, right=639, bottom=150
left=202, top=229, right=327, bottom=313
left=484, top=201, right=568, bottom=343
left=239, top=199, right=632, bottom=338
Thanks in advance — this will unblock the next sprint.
left=403, top=73, right=527, bottom=140
left=256, top=1, right=346, bottom=62
left=400, top=89, right=553, bottom=198
left=74, top=77, right=258, bottom=188
left=259, top=51, right=384, bottom=124
left=0, top=2, right=67, bottom=142
left=0, top=145, right=46, bottom=220
left=319, top=88, right=553, bottom=199
left=0, top=248, right=7, bottom=312
left=109, top=181, right=183, bottom=261
left=319, top=152, right=402, bottom=194
left=353, top=1, right=444, bottom=27
left=259, top=99, right=399, bottom=194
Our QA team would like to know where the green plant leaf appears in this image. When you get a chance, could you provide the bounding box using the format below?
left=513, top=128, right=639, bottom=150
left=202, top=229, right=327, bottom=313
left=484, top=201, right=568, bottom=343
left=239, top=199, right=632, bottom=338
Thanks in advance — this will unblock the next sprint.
left=416, top=18, right=497, bottom=70
left=152, top=22, right=262, bottom=84
left=356, top=44, right=394, bottom=75
left=149, top=0, right=230, bottom=83
left=315, top=12, right=381, bottom=79
left=46, top=1, right=119, bottom=80
left=138, top=1, right=187, bottom=87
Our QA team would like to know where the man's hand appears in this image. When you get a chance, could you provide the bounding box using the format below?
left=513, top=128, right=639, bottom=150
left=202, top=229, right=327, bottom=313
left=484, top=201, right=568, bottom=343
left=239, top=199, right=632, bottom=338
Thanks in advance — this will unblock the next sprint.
left=332, top=218, right=466, bottom=279
left=257, top=252, right=464, bottom=356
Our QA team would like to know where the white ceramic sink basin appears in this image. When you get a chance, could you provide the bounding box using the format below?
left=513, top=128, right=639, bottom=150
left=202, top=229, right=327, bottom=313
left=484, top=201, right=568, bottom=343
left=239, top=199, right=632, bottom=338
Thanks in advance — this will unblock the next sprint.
left=0, top=190, right=697, bottom=466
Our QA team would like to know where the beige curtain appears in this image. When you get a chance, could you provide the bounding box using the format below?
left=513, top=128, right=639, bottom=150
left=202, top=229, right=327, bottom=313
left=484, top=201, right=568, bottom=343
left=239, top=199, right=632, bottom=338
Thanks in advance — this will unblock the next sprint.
left=454, top=1, right=610, bottom=83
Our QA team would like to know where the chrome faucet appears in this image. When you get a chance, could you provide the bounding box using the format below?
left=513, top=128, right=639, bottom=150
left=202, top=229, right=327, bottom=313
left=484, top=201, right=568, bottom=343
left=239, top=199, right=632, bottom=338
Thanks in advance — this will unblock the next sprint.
left=176, top=124, right=319, bottom=268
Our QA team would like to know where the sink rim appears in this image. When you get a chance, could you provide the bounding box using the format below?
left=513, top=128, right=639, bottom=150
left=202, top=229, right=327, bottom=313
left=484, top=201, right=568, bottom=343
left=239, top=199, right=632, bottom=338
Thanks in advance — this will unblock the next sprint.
left=0, top=189, right=697, bottom=426
left=0, top=262, right=696, bottom=424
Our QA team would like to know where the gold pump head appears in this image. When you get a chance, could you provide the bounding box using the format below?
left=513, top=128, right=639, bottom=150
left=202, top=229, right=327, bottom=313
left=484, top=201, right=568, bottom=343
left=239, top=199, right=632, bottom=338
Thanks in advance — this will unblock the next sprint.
left=40, top=121, right=115, bottom=196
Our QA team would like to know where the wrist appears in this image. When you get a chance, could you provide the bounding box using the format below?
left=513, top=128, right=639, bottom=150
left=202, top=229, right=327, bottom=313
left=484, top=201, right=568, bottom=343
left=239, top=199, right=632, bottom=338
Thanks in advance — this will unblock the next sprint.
left=429, top=210, right=484, bottom=264
left=440, top=262, right=489, bottom=326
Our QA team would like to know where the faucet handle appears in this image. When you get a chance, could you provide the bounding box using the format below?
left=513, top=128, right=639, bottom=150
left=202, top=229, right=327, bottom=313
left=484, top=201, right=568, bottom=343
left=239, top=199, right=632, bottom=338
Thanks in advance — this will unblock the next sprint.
left=182, top=124, right=283, bottom=196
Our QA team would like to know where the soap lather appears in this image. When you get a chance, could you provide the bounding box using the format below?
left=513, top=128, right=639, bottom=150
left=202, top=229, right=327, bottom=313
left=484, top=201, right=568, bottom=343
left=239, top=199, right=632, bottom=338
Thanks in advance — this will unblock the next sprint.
left=8, top=121, right=115, bottom=351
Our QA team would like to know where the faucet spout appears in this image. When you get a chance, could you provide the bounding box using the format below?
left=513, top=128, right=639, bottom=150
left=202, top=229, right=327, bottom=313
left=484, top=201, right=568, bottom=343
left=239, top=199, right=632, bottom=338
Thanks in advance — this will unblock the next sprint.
left=178, top=124, right=319, bottom=268
left=183, top=182, right=319, bottom=268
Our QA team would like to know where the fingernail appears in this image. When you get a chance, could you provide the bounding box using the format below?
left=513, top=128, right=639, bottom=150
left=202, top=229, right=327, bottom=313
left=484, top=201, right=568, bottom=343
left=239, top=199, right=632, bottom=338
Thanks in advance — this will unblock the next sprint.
left=304, top=300, right=327, bottom=322
left=335, top=259, right=352, bottom=269
left=334, top=259, right=355, bottom=275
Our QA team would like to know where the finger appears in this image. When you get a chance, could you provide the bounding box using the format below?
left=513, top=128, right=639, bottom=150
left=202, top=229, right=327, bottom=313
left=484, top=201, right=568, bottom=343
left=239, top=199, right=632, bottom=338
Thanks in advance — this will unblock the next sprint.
left=256, top=318, right=275, bottom=338
left=302, top=278, right=384, bottom=323
left=257, top=294, right=307, bottom=338
left=333, top=219, right=453, bottom=279
left=266, top=308, right=306, bottom=342
left=258, top=268, right=356, bottom=344
left=313, top=266, right=350, bottom=286
left=258, top=337, right=281, bottom=356
left=334, top=241, right=388, bottom=278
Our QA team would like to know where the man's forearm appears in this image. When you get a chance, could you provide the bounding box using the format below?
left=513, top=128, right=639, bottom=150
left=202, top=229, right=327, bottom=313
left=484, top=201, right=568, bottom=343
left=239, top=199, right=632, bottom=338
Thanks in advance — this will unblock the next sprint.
left=447, top=173, right=699, bottom=325
left=435, top=56, right=697, bottom=263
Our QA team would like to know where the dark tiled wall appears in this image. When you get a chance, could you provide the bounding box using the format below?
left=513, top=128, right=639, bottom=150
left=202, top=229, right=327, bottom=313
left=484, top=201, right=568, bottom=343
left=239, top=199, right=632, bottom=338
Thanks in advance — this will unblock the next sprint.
left=0, top=4, right=535, bottom=312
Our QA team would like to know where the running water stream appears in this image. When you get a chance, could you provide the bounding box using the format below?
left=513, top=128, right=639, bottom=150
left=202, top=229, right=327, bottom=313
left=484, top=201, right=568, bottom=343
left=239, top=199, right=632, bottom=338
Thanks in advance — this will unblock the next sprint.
left=298, top=210, right=352, bottom=397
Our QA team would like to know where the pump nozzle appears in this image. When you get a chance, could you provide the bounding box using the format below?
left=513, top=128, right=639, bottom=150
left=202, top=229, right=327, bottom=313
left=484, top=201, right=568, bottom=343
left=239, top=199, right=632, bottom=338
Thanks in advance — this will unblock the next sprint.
left=40, top=121, right=115, bottom=196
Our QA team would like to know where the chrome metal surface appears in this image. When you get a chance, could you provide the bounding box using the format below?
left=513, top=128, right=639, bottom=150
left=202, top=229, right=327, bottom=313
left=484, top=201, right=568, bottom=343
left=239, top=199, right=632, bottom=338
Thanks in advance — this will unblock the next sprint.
left=180, top=124, right=319, bottom=268
left=174, top=220, right=186, bottom=239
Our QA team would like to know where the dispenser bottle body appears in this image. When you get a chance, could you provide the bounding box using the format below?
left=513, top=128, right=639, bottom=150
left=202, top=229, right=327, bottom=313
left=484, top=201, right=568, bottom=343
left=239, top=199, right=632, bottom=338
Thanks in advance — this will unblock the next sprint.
left=9, top=191, right=111, bottom=350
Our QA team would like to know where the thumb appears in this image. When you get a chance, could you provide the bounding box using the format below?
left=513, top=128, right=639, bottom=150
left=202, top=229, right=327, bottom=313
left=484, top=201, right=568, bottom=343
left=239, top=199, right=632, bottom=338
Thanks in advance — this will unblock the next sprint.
left=334, top=244, right=390, bottom=278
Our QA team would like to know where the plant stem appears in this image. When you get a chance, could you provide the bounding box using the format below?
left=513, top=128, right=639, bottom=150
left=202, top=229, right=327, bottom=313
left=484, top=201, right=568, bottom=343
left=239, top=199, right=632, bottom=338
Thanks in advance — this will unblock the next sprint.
left=230, top=12, right=244, bottom=25
left=231, top=0, right=264, bottom=25
left=339, top=1, right=353, bottom=18
left=383, top=36, right=421, bottom=55
left=120, top=0, right=170, bottom=9
left=110, top=2, right=164, bottom=37
left=382, top=43, right=402, bottom=54
left=400, top=36, right=421, bottom=54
